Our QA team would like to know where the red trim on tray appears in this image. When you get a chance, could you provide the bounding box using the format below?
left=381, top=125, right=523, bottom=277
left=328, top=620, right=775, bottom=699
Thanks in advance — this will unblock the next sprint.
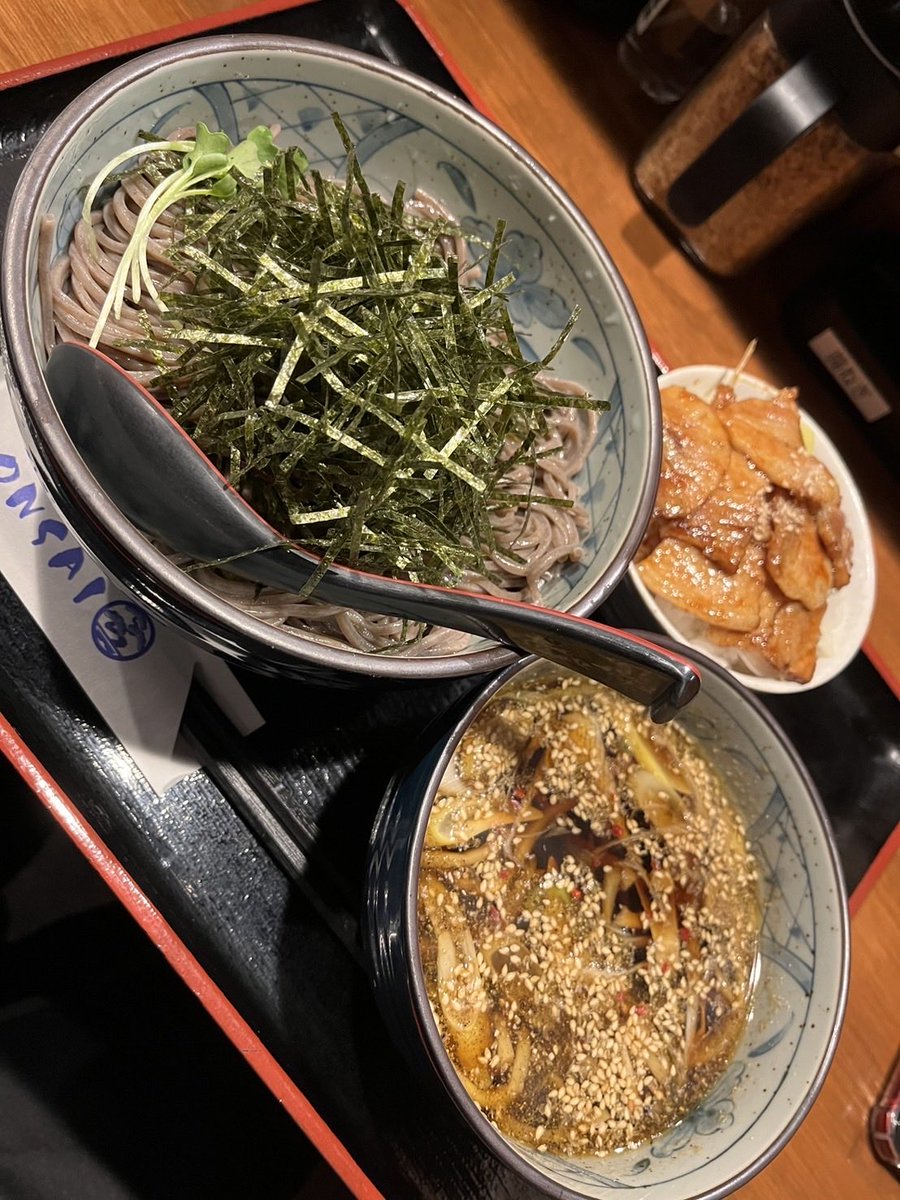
left=2, top=0, right=899, bottom=1162
left=0, top=713, right=386, bottom=1200
left=861, top=639, right=900, bottom=703
left=396, top=0, right=496, bottom=119
left=0, top=0, right=320, bottom=90
left=849, top=820, right=900, bottom=918
left=0, top=0, right=501, bottom=126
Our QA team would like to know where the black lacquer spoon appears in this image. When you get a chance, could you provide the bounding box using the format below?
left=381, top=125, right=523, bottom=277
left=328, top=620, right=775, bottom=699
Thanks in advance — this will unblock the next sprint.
left=44, top=343, right=699, bottom=721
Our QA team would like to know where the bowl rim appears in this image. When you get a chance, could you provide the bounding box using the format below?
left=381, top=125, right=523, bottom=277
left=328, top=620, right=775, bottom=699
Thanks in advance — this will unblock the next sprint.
left=399, top=642, right=850, bottom=1199
left=628, top=363, right=877, bottom=695
left=1, top=32, right=660, bottom=680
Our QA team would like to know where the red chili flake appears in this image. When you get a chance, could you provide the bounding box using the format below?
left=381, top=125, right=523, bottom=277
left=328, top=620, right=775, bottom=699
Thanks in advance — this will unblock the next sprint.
left=511, top=786, right=526, bottom=807
left=661, top=961, right=671, bottom=974
left=615, top=990, right=627, bottom=1006
left=488, top=903, right=502, bottom=925
left=679, top=926, right=692, bottom=942
left=499, top=868, right=512, bottom=882
left=610, top=823, right=625, bottom=840
left=571, top=887, right=584, bottom=902
left=634, top=1004, right=648, bottom=1017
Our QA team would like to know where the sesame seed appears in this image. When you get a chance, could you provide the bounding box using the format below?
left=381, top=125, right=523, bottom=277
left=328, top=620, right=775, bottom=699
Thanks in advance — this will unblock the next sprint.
left=418, top=673, right=761, bottom=1157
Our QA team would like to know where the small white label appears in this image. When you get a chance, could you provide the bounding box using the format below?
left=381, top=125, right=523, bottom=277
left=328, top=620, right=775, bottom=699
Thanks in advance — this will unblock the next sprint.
left=808, top=328, right=892, bottom=422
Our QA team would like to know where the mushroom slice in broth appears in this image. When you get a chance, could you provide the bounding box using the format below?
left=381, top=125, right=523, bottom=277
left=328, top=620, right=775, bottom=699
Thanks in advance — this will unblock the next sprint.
left=417, top=671, right=761, bottom=1157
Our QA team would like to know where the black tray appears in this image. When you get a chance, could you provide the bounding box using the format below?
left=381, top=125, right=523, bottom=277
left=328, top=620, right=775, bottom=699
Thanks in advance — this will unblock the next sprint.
left=1, top=3, right=899, bottom=1197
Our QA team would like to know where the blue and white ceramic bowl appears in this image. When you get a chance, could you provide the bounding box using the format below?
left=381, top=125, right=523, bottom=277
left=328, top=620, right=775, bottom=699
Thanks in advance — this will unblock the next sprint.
left=1, top=35, right=659, bottom=681
left=366, top=642, right=849, bottom=1198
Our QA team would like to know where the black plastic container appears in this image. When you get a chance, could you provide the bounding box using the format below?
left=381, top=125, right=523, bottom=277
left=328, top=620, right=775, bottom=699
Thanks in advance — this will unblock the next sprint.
left=784, top=231, right=900, bottom=471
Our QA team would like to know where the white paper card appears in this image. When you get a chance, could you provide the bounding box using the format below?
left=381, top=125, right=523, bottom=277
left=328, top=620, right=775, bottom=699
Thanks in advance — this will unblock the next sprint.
left=0, top=370, right=264, bottom=795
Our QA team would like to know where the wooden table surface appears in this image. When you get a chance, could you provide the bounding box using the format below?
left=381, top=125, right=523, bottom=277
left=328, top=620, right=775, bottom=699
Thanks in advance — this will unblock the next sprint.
left=0, top=1, right=897, bottom=1196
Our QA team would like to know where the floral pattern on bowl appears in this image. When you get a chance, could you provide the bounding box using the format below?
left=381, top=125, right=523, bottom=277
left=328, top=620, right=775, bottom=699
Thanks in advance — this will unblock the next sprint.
left=487, top=651, right=848, bottom=1198
left=6, top=36, right=660, bottom=679
left=366, top=646, right=849, bottom=1198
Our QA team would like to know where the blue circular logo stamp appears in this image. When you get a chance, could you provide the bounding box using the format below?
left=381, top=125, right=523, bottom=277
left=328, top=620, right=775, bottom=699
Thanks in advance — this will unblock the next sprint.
left=91, top=600, right=156, bottom=661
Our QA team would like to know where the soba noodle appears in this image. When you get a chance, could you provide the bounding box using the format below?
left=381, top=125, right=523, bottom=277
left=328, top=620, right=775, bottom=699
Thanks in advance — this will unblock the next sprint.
left=42, top=150, right=600, bottom=656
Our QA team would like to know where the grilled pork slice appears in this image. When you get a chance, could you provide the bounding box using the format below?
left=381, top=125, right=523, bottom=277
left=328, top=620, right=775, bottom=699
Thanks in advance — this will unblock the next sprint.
left=766, top=491, right=834, bottom=611
left=815, top=503, right=853, bottom=588
left=656, top=387, right=731, bottom=519
left=659, top=449, right=770, bottom=573
left=716, top=389, right=840, bottom=511
left=713, top=386, right=803, bottom=446
left=637, top=539, right=766, bottom=632
left=708, top=579, right=825, bottom=684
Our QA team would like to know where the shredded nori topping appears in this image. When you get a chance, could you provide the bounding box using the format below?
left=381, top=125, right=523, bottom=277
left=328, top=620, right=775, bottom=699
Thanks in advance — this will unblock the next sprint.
left=131, top=116, right=608, bottom=587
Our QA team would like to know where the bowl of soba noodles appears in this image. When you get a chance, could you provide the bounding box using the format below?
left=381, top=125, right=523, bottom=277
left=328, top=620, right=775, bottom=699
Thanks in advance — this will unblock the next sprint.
left=365, top=641, right=848, bottom=1198
left=1, top=35, right=659, bottom=682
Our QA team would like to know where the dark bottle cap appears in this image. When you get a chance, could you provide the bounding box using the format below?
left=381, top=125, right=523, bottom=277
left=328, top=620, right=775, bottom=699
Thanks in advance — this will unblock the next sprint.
left=666, top=0, right=900, bottom=227
left=771, top=0, right=900, bottom=150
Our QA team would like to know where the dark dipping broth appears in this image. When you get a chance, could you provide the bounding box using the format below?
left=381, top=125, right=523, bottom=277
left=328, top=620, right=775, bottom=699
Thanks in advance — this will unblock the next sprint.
left=417, top=670, right=761, bottom=1156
